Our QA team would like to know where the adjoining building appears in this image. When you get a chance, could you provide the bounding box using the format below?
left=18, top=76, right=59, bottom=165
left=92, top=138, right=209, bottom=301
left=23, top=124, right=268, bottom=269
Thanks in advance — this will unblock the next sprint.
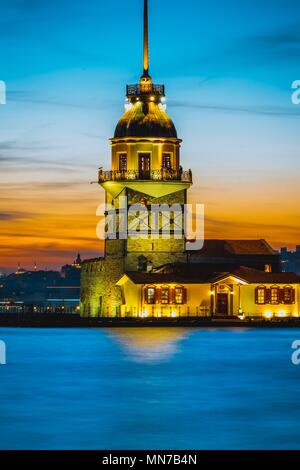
left=80, top=1, right=300, bottom=319
left=116, top=267, right=300, bottom=319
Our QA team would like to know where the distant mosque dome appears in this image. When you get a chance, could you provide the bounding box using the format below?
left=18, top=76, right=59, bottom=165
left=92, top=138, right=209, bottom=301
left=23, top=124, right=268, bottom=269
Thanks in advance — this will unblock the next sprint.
left=114, top=100, right=178, bottom=139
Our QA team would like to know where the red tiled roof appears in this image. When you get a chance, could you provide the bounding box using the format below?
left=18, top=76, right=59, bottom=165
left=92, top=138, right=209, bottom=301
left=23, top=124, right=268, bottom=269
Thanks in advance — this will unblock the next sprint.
left=188, top=239, right=278, bottom=256
left=124, top=266, right=300, bottom=285
left=125, top=271, right=215, bottom=285
left=227, top=266, right=300, bottom=284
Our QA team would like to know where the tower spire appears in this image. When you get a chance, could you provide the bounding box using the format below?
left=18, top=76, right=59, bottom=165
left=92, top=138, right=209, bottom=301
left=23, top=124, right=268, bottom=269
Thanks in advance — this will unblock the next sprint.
left=143, top=0, right=149, bottom=76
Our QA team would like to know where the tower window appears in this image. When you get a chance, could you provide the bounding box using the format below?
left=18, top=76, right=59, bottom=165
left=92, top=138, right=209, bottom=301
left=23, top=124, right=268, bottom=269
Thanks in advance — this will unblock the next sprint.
left=119, top=154, right=127, bottom=172
left=162, top=153, right=172, bottom=169
left=138, top=153, right=151, bottom=179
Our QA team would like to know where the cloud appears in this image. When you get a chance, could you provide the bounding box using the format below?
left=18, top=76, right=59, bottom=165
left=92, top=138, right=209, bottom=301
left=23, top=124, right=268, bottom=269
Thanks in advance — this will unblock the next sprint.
left=205, top=216, right=300, bottom=234
left=0, top=211, right=33, bottom=221
left=255, top=25, right=300, bottom=50
left=171, top=101, right=300, bottom=117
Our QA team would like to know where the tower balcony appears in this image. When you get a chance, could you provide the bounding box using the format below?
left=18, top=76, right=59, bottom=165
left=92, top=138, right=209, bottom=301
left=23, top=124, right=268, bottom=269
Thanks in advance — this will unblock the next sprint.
left=126, top=83, right=165, bottom=99
left=98, top=169, right=192, bottom=184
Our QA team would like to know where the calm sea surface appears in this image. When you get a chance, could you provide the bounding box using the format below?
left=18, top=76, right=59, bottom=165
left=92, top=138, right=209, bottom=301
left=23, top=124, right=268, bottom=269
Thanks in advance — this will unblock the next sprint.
left=0, top=327, right=300, bottom=450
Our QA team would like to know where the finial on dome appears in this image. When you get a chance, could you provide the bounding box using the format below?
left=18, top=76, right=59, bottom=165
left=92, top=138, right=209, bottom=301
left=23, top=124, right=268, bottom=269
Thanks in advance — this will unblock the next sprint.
left=140, top=0, right=152, bottom=92
left=143, top=0, right=149, bottom=76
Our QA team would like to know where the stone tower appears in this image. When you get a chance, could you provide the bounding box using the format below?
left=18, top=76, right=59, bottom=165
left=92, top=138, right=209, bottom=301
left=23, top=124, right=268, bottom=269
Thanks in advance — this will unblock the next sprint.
left=81, top=0, right=192, bottom=317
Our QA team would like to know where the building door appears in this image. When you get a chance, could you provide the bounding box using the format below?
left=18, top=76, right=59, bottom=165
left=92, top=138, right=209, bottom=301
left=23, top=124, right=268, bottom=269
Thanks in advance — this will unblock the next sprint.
left=139, top=154, right=151, bottom=179
left=217, top=293, right=229, bottom=315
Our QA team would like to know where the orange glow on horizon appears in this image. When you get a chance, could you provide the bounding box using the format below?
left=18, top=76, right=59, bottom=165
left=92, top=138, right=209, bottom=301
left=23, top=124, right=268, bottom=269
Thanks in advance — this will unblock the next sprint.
left=0, top=171, right=299, bottom=272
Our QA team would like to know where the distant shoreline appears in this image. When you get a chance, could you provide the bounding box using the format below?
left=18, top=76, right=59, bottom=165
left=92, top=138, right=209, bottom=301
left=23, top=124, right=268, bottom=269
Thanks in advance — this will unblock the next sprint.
left=1, top=314, right=300, bottom=328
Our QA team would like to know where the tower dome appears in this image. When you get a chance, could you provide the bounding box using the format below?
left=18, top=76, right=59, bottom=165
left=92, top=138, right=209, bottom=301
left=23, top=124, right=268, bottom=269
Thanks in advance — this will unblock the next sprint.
left=114, top=100, right=177, bottom=139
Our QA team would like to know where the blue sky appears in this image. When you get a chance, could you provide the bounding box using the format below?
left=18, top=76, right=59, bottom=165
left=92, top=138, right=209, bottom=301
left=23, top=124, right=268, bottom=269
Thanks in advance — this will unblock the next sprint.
left=0, top=0, right=300, bottom=271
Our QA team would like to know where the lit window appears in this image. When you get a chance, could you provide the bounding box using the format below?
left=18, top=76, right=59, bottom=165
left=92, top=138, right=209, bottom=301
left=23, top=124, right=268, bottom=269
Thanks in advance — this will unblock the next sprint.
left=264, top=264, right=272, bottom=273
left=162, top=153, right=172, bottom=169
left=161, top=287, right=170, bottom=304
left=119, top=154, right=127, bottom=172
left=270, top=286, right=280, bottom=305
left=283, top=287, right=294, bottom=304
left=256, top=287, right=266, bottom=305
left=175, top=287, right=184, bottom=304
left=146, top=287, right=155, bottom=304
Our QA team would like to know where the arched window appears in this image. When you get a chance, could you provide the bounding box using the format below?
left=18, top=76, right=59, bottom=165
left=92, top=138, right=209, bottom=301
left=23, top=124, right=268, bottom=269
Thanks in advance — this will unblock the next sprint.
left=283, top=286, right=296, bottom=305
left=174, top=286, right=187, bottom=305
left=255, top=286, right=266, bottom=305
left=144, top=286, right=156, bottom=305
left=162, top=153, right=172, bottom=169
left=270, top=285, right=280, bottom=305
left=119, top=153, right=127, bottom=172
left=161, top=286, right=170, bottom=304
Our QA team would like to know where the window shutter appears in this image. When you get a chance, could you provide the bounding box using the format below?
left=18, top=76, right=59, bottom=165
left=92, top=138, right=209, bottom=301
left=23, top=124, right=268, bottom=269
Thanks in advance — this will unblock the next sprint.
left=182, top=287, right=187, bottom=304
left=292, top=288, right=296, bottom=304
left=265, top=288, right=271, bottom=304
left=279, top=288, right=284, bottom=304
left=155, top=287, right=161, bottom=304
left=144, top=287, right=148, bottom=304
left=255, top=287, right=259, bottom=304
left=170, top=288, right=176, bottom=304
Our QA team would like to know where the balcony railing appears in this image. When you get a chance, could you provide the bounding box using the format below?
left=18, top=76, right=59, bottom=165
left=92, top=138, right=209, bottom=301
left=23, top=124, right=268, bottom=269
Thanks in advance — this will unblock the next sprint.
left=98, top=169, right=193, bottom=184
left=126, top=84, right=165, bottom=97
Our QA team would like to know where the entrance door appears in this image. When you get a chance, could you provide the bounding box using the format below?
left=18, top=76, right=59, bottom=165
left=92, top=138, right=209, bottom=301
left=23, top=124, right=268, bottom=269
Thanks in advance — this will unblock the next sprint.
left=139, top=154, right=151, bottom=180
left=217, top=293, right=229, bottom=315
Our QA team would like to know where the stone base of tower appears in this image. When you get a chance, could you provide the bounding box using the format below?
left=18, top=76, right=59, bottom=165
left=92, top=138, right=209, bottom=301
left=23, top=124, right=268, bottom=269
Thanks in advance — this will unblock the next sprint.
left=80, top=257, right=125, bottom=318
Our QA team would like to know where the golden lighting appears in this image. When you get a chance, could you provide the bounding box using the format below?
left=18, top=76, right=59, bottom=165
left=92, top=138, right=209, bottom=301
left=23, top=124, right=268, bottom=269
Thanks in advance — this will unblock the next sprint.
left=276, top=311, right=287, bottom=318
left=106, top=327, right=190, bottom=363
left=140, top=310, right=149, bottom=318
left=263, top=311, right=273, bottom=319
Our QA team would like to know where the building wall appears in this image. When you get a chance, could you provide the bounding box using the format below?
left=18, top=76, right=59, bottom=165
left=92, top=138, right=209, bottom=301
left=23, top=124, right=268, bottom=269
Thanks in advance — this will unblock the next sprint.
left=237, top=284, right=300, bottom=318
left=119, top=280, right=212, bottom=318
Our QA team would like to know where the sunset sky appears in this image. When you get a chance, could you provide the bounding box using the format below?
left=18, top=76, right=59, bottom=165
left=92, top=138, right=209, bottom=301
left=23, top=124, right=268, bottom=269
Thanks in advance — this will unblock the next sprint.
left=1, top=0, right=300, bottom=273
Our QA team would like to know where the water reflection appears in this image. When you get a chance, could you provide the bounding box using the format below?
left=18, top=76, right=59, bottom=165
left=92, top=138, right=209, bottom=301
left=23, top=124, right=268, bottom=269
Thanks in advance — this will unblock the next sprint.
left=106, top=327, right=190, bottom=363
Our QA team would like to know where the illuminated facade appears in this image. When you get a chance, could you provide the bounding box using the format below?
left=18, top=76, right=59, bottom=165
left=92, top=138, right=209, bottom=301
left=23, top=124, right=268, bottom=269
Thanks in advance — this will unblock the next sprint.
left=116, top=268, right=300, bottom=319
left=80, top=1, right=300, bottom=319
